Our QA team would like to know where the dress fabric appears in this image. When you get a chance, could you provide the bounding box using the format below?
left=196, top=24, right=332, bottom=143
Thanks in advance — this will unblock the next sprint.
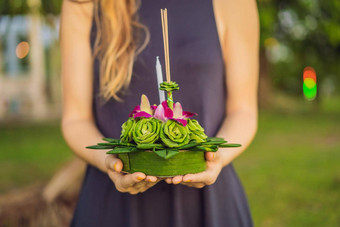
left=71, top=0, right=253, bottom=226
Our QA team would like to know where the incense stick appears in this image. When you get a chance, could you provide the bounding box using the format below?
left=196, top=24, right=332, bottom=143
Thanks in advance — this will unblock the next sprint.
left=161, top=9, right=171, bottom=82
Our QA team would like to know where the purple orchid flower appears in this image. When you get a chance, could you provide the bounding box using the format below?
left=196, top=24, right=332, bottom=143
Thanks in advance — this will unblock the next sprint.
left=154, top=101, right=197, bottom=126
left=129, top=95, right=154, bottom=118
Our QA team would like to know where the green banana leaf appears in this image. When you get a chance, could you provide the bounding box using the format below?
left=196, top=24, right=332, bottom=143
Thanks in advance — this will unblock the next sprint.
left=118, top=151, right=206, bottom=177
left=219, top=143, right=242, bottom=148
left=86, top=145, right=112, bottom=149
left=107, top=147, right=139, bottom=154
left=153, top=149, right=179, bottom=159
left=103, top=138, right=120, bottom=143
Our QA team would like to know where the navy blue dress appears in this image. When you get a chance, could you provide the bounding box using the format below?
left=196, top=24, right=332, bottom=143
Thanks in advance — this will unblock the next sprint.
left=71, top=0, right=253, bottom=226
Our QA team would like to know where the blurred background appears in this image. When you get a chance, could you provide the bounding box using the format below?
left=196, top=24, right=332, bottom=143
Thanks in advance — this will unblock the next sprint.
left=0, top=0, right=339, bottom=226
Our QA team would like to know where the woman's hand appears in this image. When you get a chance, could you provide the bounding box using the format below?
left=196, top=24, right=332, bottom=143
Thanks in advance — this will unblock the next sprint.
left=105, top=155, right=161, bottom=194
left=164, top=151, right=223, bottom=188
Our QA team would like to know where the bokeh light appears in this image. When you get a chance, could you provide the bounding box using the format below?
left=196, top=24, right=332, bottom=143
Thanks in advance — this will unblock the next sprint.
left=303, top=66, right=317, bottom=101
left=16, top=41, right=30, bottom=59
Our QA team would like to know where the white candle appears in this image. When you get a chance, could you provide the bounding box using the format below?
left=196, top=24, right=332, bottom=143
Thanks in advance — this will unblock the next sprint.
left=156, top=56, right=166, bottom=104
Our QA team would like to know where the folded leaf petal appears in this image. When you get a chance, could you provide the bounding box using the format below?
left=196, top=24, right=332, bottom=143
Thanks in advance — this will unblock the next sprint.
left=132, top=118, right=162, bottom=144
left=160, top=120, right=190, bottom=147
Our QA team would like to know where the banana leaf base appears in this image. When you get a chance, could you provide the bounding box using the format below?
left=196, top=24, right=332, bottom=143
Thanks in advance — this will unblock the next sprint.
left=118, top=151, right=206, bottom=177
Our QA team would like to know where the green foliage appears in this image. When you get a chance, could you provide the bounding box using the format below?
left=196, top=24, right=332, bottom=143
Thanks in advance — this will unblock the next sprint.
left=0, top=0, right=29, bottom=15
left=0, top=0, right=61, bottom=15
left=258, top=0, right=340, bottom=96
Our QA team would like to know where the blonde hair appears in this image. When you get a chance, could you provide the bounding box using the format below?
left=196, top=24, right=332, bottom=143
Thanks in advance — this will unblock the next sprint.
left=92, top=0, right=150, bottom=101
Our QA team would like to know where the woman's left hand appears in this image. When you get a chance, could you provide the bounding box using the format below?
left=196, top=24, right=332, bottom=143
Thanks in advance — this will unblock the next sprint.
left=165, top=151, right=223, bottom=188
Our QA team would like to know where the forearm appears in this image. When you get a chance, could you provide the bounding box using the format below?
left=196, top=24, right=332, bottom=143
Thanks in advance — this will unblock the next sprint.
left=62, top=119, right=109, bottom=173
left=216, top=109, right=258, bottom=167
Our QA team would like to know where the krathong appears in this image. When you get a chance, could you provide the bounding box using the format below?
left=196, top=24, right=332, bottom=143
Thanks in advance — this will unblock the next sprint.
left=86, top=8, right=241, bottom=176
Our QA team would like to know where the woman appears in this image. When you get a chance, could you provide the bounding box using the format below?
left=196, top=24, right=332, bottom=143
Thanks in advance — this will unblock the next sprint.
left=61, top=0, right=259, bottom=226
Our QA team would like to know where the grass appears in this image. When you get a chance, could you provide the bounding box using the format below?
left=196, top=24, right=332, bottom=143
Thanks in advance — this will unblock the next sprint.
left=0, top=97, right=339, bottom=226
left=0, top=122, right=73, bottom=193
left=234, top=103, right=340, bottom=226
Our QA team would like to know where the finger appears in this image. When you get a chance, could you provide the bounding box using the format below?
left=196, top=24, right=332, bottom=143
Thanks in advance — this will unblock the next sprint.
left=128, top=189, right=140, bottom=195
left=181, top=182, right=205, bottom=188
left=145, top=175, right=158, bottom=183
left=183, top=171, right=210, bottom=184
left=119, top=172, right=146, bottom=188
left=107, top=168, right=120, bottom=183
left=144, top=179, right=161, bottom=188
left=172, top=175, right=183, bottom=184
left=182, top=167, right=217, bottom=185
left=105, top=155, right=123, bottom=173
left=165, top=178, right=173, bottom=184
left=205, top=152, right=215, bottom=161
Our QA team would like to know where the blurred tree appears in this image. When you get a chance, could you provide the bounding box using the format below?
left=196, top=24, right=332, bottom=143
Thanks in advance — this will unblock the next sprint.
left=0, top=0, right=61, bottom=113
left=1, top=0, right=339, bottom=101
left=258, top=0, right=340, bottom=101
left=0, top=0, right=61, bottom=15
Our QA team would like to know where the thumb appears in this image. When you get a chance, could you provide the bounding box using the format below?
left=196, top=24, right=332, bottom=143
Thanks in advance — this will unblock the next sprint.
left=105, top=155, right=123, bottom=173
left=205, top=152, right=215, bottom=161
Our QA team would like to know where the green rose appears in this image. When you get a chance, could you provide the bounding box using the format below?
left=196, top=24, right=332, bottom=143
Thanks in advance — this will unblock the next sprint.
left=132, top=118, right=162, bottom=144
left=187, top=119, right=207, bottom=143
left=160, top=120, right=190, bottom=147
left=120, top=118, right=136, bottom=143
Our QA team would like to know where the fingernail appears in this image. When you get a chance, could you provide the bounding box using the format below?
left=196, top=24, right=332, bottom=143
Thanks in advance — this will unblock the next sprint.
left=113, top=163, right=117, bottom=171
left=212, top=153, right=215, bottom=159
left=137, top=176, right=144, bottom=181
left=184, top=179, right=192, bottom=183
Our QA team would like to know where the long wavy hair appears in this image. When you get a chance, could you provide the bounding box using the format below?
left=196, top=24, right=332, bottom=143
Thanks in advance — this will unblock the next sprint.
left=70, top=0, right=150, bottom=101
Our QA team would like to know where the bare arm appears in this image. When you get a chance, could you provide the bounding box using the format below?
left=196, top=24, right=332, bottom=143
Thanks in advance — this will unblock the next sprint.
left=168, top=0, right=259, bottom=186
left=60, top=0, right=108, bottom=172
left=60, top=0, right=159, bottom=194
left=214, top=0, right=259, bottom=167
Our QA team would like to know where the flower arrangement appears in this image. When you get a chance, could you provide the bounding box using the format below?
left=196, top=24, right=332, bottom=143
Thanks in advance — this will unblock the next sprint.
left=87, top=82, right=241, bottom=176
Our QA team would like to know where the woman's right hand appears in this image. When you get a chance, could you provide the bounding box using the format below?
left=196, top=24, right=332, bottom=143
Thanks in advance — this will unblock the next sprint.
left=105, top=155, right=161, bottom=195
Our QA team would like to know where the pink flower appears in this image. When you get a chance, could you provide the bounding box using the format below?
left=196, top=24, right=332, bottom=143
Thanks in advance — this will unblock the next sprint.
left=153, top=101, right=197, bottom=126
